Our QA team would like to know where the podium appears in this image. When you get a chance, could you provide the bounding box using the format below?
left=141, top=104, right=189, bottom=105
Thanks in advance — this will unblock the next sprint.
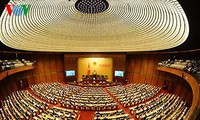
left=81, top=75, right=107, bottom=84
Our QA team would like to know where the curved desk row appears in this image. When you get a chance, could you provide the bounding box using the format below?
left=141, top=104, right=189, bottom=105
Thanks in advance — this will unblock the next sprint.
left=157, top=66, right=200, bottom=119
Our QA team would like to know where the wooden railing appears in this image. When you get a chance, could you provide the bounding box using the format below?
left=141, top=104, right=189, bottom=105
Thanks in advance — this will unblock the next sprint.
left=0, top=66, right=35, bottom=81
left=157, top=66, right=200, bottom=119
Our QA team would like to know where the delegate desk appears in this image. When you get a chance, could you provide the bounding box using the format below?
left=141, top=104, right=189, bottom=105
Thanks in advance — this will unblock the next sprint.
left=81, top=75, right=108, bottom=84
left=82, top=79, right=107, bottom=84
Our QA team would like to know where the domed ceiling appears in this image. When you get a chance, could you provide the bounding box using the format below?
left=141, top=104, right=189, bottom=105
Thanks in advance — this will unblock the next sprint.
left=0, top=0, right=189, bottom=52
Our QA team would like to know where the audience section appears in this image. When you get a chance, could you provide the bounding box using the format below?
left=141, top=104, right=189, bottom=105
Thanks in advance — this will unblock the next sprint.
left=0, top=59, right=34, bottom=71
left=158, top=59, right=200, bottom=79
left=30, top=83, right=81, bottom=104
left=0, top=108, right=6, bottom=119
left=106, top=84, right=161, bottom=107
left=61, top=87, right=118, bottom=111
left=1, top=90, right=49, bottom=119
left=130, top=93, right=190, bottom=119
left=30, top=83, right=118, bottom=111
left=33, top=106, right=78, bottom=120
left=94, top=109, right=130, bottom=120
left=0, top=82, right=191, bottom=120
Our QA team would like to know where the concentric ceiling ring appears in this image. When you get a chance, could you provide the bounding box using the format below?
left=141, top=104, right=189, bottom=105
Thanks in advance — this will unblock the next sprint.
left=0, top=0, right=189, bottom=52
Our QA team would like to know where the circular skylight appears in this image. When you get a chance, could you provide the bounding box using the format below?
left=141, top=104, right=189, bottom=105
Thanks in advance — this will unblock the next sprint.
left=75, top=0, right=109, bottom=14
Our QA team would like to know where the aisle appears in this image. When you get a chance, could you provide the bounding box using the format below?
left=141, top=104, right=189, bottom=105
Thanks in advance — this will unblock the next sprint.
left=103, top=88, right=136, bottom=119
left=78, top=110, right=95, bottom=120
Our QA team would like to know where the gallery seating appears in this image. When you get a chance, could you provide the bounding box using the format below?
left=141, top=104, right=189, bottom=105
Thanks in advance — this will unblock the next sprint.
left=129, top=93, right=190, bottom=119
left=106, top=84, right=161, bottom=107
left=94, top=109, right=130, bottom=120
left=0, top=59, right=34, bottom=71
left=158, top=59, right=200, bottom=79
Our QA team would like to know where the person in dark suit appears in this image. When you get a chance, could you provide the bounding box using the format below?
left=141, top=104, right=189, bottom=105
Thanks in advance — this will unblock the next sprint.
left=92, top=70, right=97, bottom=79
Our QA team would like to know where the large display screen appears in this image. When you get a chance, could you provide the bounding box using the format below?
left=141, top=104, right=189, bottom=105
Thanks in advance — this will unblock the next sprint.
left=65, top=70, right=75, bottom=76
left=114, top=70, right=124, bottom=77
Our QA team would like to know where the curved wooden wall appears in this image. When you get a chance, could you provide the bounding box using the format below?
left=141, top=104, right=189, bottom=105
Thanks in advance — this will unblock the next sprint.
left=157, top=66, right=200, bottom=119
left=126, top=52, right=200, bottom=119
left=126, top=54, right=193, bottom=106
left=0, top=53, right=64, bottom=100
left=23, top=53, right=64, bottom=84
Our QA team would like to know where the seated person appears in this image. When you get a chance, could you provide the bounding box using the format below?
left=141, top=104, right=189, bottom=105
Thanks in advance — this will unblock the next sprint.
left=92, top=70, right=97, bottom=77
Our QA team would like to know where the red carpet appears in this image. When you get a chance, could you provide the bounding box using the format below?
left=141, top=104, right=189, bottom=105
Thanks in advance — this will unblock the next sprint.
left=103, top=88, right=135, bottom=119
left=78, top=110, right=95, bottom=120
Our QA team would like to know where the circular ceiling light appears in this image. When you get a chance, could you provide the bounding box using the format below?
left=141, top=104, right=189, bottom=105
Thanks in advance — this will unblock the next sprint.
left=0, top=0, right=189, bottom=52
left=75, top=0, right=109, bottom=14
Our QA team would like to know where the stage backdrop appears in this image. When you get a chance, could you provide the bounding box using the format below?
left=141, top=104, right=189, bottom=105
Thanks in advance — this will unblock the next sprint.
left=78, top=58, right=113, bottom=82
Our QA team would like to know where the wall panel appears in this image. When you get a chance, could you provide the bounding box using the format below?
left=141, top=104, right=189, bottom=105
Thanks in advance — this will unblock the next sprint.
left=185, top=89, right=193, bottom=106
left=139, top=55, right=148, bottom=83
left=44, top=55, right=52, bottom=82
left=64, top=53, right=126, bottom=83
left=36, top=55, right=45, bottom=83
left=181, top=86, right=189, bottom=99
left=145, top=55, right=154, bottom=84
left=0, top=53, right=64, bottom=100
left=126, top=53, right=193, bottom=106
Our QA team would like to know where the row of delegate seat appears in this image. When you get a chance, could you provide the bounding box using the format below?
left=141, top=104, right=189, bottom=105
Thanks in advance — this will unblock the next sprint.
left=106, top=84, right=161, bottom=107
left=129, top=93, right=190, bottom=120
left=33, top=106, right=79, bottom=120
left=30, top=83, right=81, bottom=104
left=94, top=109, right=130, bottom=120
left=30, top=83, right=118, bottom=111
left=61, top=87, right=118, bottom=110
left=0, top=90, right=49, bottom=120
left=0, top=108, right=7, bottom=119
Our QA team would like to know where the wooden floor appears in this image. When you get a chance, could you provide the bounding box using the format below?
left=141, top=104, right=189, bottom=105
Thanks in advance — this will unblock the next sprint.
left=25, top=84, right=169, bottom=120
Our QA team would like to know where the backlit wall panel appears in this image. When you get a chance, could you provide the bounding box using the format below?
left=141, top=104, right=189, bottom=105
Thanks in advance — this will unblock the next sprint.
left=78, top=58, right=113, bottom=82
